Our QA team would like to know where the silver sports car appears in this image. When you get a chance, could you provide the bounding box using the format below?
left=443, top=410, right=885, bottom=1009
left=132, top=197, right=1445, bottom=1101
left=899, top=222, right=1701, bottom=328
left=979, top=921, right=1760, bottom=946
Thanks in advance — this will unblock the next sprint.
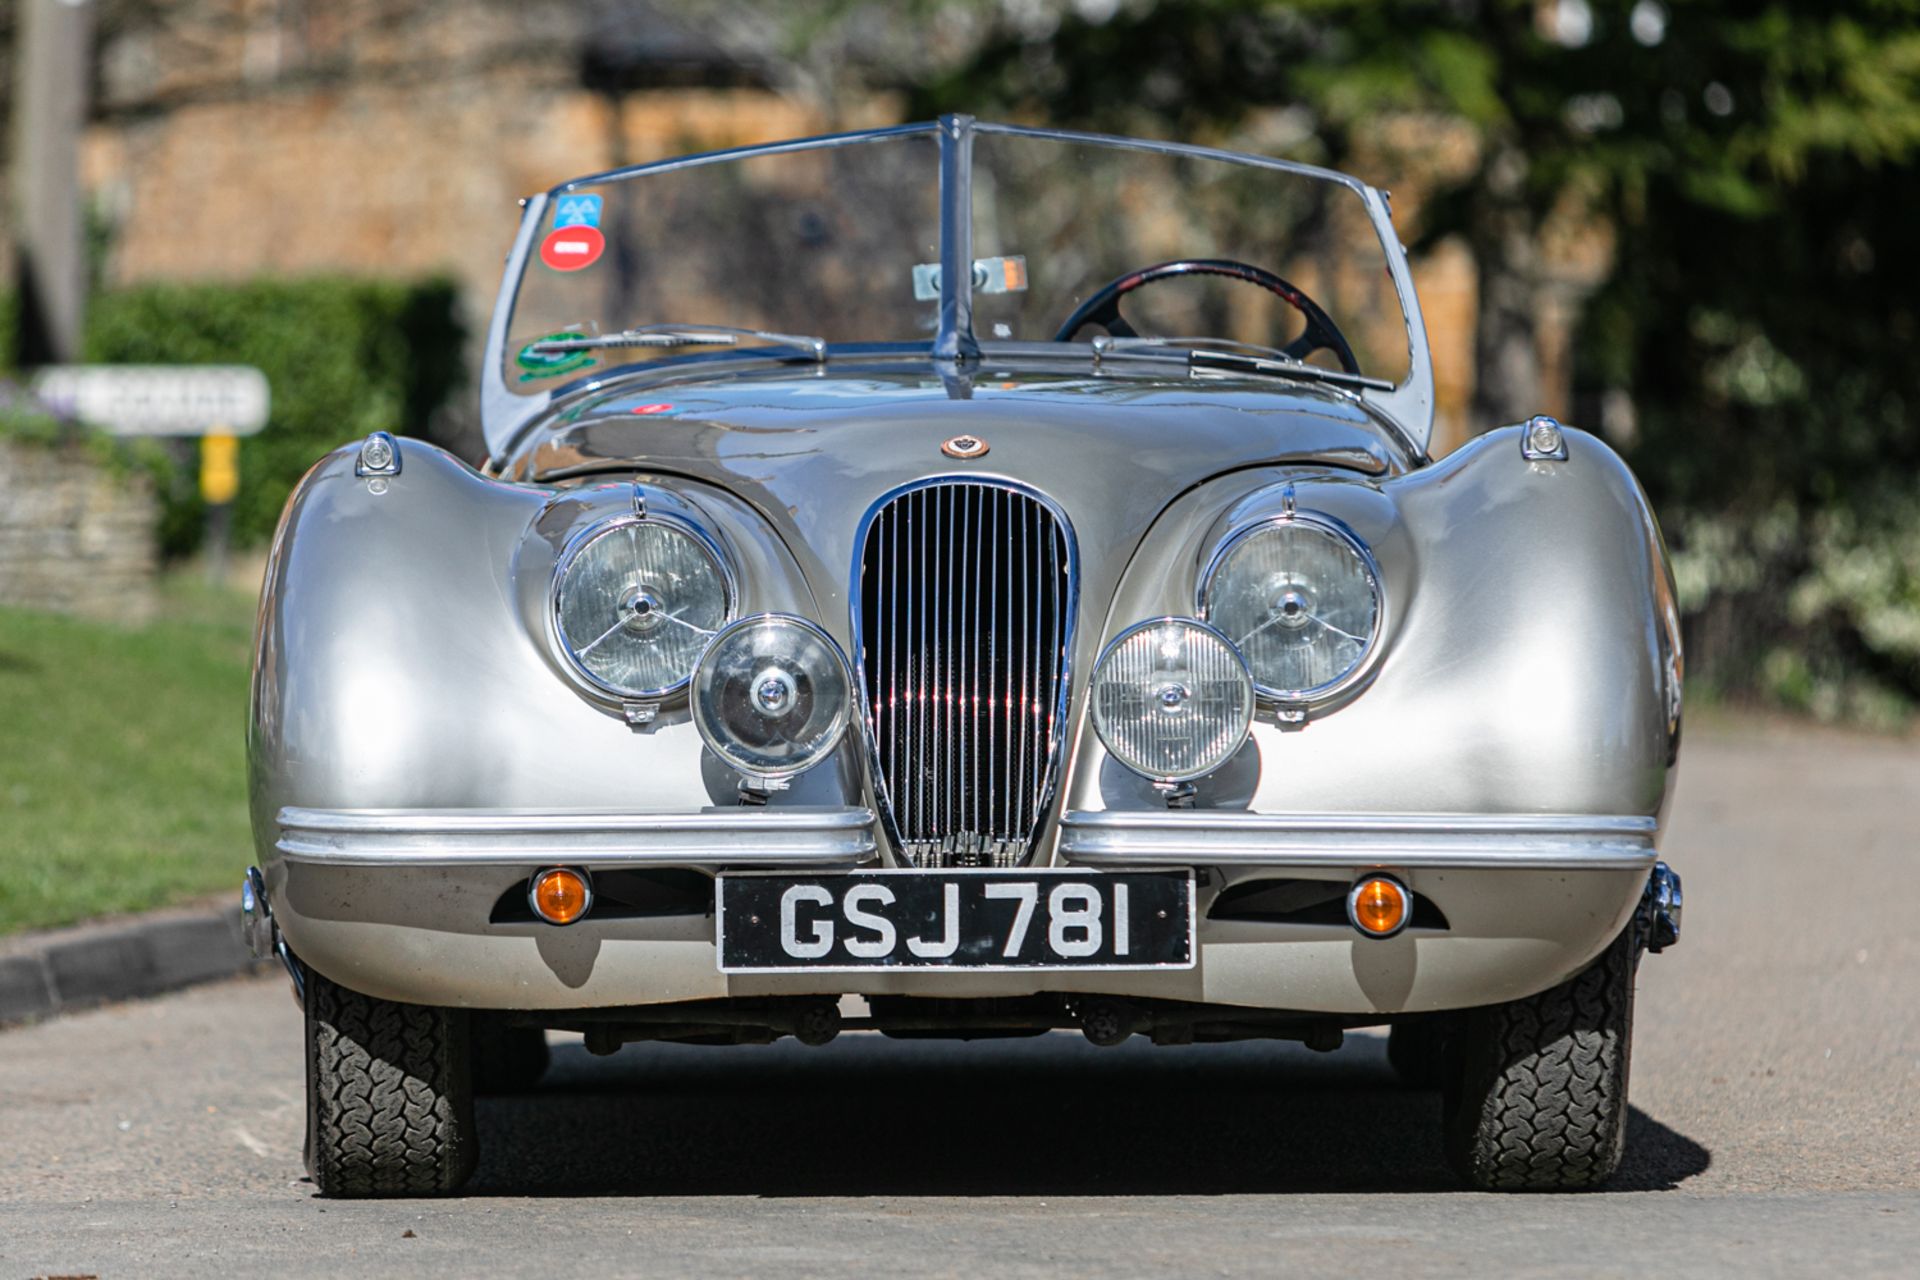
left=244, top=116, right=1684, bottom=1196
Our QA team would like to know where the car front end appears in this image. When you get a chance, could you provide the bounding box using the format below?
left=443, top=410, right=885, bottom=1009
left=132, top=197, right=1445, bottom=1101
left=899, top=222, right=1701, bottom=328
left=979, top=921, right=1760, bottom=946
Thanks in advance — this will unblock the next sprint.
left=250, top=117, right=1684, bottom=1196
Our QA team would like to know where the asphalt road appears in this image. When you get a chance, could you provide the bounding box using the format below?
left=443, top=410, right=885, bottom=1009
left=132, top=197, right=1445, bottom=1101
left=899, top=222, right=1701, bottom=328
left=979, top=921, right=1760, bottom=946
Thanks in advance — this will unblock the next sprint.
left=3, top=721, right=1916, bottom=1277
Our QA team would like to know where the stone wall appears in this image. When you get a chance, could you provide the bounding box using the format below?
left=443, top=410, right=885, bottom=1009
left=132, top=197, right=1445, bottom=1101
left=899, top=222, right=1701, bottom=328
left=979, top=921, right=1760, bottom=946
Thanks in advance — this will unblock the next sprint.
left=73, top=0, right=864, bottom=359
left=0, top=440, right=160, bottom=622
left=82, top=83, right=857, bottom=335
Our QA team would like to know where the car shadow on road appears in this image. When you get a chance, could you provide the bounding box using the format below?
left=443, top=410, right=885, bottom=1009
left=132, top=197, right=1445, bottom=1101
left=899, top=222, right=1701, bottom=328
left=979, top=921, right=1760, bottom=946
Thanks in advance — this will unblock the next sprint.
left=468, top=1031, right=1709, bottom=1196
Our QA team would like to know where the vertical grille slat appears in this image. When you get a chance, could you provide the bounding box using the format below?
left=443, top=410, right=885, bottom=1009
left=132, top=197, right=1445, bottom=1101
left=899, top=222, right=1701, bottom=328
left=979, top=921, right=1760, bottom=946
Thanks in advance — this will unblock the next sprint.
left=941, top=486, right=954, bottom=839
left=1048, top=520, right=1063, bottom=777
left=1016, top=496, right=1031, bottom=841
left=857, top=480, right=1074, bottom=868
left=990, top=487, right=1006, bottom=840
left=960, top=488, right=971, bottom=837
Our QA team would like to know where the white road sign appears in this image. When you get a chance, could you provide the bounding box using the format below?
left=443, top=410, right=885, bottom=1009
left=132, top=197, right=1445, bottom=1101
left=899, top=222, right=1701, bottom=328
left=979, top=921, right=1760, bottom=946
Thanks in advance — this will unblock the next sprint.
left=30, top=365, right=271, bottom=436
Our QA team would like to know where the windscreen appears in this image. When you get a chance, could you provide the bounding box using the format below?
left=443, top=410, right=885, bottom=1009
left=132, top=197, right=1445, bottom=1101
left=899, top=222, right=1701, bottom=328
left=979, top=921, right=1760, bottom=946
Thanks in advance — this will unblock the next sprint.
left=502, top=125, right=1413, bottom=393
left=506, top=130, right=941, bottom=392
left=970, top=130, right=1411, bottom=383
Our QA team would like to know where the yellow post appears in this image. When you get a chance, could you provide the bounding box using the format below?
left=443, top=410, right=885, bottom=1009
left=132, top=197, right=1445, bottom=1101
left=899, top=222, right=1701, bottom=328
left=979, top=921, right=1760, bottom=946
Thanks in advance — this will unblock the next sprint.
left=200, top=429, right=239, bottom=586
left=200, top=431, right=240, bottom=505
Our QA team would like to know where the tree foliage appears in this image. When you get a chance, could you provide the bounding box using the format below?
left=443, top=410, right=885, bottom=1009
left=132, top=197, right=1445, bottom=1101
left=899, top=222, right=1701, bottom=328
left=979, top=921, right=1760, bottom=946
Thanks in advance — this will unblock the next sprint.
left=913, top=0, right=1920, bottom=715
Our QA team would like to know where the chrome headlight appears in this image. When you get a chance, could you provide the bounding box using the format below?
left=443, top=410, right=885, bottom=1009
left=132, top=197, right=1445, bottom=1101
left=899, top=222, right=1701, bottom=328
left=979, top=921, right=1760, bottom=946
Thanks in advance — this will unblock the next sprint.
left=1200, top=514, right=1381, bottom=702
left=552, top=515, right=732, bottom=699
left=1091, top=618, right=1254, bottom=783
left=692, top=614, right=853, bottom=779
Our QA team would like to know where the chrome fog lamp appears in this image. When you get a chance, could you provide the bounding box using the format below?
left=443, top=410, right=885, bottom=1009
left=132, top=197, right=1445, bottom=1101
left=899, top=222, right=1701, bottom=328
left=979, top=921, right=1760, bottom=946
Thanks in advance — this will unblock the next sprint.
left=1091, top=618, right=1254, bottom=783
left=551, top=515, right=733, bottom=699
left=692, top=614, right=853, bottom=779
left=1200, top=513, right=1381, bottom=702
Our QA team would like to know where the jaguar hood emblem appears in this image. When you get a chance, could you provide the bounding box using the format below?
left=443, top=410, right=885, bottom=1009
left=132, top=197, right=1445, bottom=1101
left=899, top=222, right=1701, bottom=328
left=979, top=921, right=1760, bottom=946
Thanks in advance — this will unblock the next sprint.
left=941, top=434, right=989, bottom=459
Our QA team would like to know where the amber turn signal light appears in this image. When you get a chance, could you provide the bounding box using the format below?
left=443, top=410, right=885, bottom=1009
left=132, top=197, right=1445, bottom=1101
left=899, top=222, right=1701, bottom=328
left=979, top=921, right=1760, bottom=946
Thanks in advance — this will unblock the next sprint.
left=529, top=867, right=593, bottom=925
left=1347, top=875, right=1410, bottom=939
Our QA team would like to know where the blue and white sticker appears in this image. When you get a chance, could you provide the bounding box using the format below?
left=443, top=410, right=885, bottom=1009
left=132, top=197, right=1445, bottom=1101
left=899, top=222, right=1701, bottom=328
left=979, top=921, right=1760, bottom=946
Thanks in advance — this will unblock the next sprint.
left=554, top=194, right=603, bottom=229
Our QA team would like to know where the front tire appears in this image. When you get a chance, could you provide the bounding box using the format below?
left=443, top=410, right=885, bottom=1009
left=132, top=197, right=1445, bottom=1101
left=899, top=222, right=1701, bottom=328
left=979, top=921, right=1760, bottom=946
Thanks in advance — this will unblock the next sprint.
left=1443, top=916, right=1641, bottom=1191
left=304, top=965, right=477, bottom=1197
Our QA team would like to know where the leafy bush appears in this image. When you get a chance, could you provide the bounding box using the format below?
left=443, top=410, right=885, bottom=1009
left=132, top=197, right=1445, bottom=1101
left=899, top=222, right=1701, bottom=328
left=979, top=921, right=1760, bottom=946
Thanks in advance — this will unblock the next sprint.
left=1589, top=149, right=1920, bottom=726
left=0, top=290, right=15, bottom=372
left=82, top=278, right=465, bottom=553
left=1667, top=502, right=1920, bottom=730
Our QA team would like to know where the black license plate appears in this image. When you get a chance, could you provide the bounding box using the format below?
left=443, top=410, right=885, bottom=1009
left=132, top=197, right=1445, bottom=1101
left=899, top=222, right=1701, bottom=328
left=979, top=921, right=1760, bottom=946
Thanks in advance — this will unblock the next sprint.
left=716, top=870, right=1194, bottom=973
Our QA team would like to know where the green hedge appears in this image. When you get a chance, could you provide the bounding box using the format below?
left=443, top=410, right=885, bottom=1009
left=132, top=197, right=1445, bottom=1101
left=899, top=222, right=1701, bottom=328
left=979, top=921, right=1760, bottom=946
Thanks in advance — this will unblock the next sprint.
left=0, top=289, right=15, bottom=372
left=78, top=278, right=465, bottom=554
left=1584, top=150, right=1920, bottom=727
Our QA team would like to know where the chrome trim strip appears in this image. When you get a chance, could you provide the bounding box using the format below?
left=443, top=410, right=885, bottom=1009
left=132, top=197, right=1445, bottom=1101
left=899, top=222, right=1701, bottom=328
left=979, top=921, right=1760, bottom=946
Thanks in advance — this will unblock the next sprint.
left=555, top=121, right=941, bottom=192
left=276, top=806, right=878, bottom=868
left=971, top=120, right=1368, bottom=191
left=1057, top=811, right=1658, bottom=870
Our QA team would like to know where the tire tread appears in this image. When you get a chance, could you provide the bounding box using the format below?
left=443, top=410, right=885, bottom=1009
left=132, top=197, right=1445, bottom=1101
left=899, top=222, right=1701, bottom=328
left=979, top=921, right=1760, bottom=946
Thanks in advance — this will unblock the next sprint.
left=306, top=968, right=476, bottom=1196
left=1445, top=916, right=1642, bottom=1191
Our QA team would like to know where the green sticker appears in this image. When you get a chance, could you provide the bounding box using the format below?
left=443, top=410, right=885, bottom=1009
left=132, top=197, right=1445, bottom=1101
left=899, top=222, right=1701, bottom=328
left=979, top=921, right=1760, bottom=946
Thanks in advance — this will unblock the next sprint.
left=516, top=333, right=599, bottom=382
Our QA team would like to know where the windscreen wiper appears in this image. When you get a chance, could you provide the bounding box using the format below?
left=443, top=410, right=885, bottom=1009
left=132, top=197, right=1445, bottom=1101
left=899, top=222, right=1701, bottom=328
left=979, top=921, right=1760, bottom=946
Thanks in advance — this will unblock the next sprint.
left=1090, top=335, right=1394, bottom=392
left=527, top=324, right=827, bottom=361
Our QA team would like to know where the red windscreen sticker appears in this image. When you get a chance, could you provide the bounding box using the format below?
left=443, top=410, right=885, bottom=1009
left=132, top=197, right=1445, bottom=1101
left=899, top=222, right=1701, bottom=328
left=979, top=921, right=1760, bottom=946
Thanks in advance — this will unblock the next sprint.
left=539, top=225, right=605, bottom=272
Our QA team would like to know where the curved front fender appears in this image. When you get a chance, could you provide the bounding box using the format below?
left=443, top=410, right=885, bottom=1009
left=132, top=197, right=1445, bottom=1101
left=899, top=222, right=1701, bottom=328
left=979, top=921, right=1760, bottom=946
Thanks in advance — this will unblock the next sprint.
left=1060, top=425, right=1682, bottom=826
left=247, top=438, right=864, bottom=863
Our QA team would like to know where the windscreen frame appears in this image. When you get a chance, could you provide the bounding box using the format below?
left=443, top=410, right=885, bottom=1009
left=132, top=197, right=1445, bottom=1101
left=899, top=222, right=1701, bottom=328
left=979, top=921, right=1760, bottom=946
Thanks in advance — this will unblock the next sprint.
left=480, top=116, right=1435, bottom=463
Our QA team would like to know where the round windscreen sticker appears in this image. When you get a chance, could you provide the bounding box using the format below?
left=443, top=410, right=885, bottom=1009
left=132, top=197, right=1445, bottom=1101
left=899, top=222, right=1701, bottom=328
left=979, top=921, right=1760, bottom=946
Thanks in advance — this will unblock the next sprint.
left=516, top=334, right=598, bottom=382
left=540, top=225, right=605, bottom=272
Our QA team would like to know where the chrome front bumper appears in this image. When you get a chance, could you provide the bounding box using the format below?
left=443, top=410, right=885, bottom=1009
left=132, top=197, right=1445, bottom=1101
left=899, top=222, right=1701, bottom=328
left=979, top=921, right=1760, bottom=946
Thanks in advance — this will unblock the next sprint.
left=1056, top=810, right=1659, bottom=871
left=275, top=805, right=878, bottom=868
left=275, top=805, right=1654, bottom=873
left=260, top=805, right=1668, bottom=1014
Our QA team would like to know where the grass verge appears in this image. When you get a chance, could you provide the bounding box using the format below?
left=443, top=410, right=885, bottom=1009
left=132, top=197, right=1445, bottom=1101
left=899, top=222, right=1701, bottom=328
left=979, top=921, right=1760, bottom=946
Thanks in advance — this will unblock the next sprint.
left=0, top=578, right=255, bottom=934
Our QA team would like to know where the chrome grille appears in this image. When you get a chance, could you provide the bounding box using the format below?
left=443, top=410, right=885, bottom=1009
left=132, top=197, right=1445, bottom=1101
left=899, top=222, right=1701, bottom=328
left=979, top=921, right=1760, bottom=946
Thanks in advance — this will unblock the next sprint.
left=856, top=480, right=1075, bottom=868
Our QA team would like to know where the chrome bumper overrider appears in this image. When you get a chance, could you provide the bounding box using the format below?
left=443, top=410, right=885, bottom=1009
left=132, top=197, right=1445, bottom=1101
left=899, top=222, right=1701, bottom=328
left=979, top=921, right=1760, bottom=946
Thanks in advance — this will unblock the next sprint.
left=1646, top=860, right=1683, bottom=951
left=241, top=865, right=304, bottom=1000
left=274, top=805, right=878, bottom=868
left=1056, top=811, right=1659, bottom=870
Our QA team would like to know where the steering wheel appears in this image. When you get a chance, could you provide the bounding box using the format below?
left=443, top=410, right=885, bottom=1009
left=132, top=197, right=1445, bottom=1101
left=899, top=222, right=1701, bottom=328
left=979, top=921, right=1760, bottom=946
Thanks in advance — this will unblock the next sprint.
left=1052, top=258, right=1362, bottom=375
